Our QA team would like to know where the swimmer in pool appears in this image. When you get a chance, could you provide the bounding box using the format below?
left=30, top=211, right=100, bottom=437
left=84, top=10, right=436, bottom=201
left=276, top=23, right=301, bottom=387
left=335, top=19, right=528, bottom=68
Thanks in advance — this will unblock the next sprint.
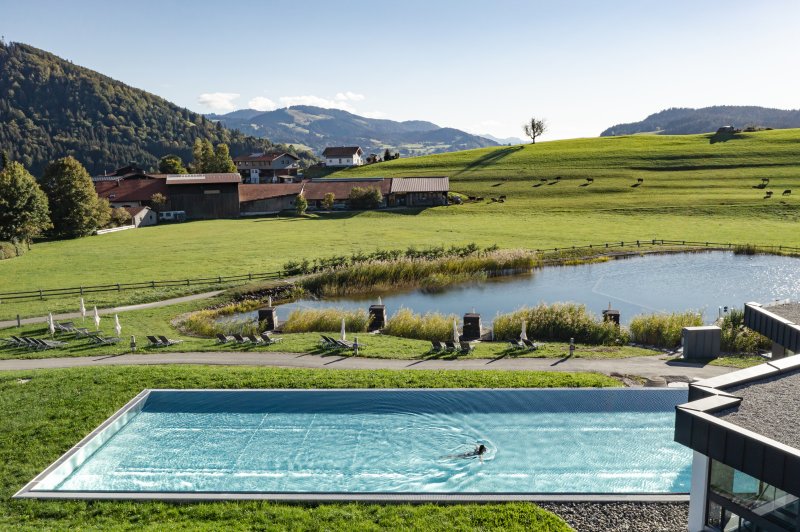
left=443, top=444, right=488, bottom=462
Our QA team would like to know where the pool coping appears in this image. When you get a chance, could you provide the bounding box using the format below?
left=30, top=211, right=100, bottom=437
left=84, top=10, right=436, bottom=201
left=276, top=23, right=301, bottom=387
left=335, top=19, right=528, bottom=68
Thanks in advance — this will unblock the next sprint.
left=15, top=388, right=690, bottom=503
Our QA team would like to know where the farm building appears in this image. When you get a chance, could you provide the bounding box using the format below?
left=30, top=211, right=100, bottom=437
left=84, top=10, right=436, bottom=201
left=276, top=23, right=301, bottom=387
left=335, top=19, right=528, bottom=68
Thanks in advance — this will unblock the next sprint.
left=123, top=206, right=158, bottom=227
left=387, top=177, right=449, bottom=207
left=322, top=146, right=364, bottom=167
left=163, top=174, right=242, bottom=219
left=239, top=183, right=305, bottom=215
left=234, top=152, right=300, bottom=184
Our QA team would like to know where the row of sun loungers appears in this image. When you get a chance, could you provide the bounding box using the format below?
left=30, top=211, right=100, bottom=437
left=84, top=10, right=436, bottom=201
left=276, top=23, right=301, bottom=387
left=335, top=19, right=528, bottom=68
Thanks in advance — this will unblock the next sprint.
left=216, top=332, right=282, bottom=346
left=2, top=335, right=67, bottom=350
left=430, top=340, right=474, bottom=354
left=320, top=335, right=359, bottom=350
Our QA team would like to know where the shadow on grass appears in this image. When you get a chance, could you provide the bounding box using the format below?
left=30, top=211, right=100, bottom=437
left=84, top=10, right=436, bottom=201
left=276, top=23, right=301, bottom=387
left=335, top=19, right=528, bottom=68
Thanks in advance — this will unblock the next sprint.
left=455, top=146, right=523, bottom=176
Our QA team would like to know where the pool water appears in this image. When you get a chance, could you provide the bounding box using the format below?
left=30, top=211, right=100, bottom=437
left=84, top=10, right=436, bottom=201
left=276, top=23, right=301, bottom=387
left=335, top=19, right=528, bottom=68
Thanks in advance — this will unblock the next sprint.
left=33, top=389, right=691, bottom=494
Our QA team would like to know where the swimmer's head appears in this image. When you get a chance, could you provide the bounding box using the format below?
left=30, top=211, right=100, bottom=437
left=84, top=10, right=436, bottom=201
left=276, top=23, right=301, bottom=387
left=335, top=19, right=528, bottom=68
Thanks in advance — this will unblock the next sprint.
left=477, top=444, right=487, bottom=455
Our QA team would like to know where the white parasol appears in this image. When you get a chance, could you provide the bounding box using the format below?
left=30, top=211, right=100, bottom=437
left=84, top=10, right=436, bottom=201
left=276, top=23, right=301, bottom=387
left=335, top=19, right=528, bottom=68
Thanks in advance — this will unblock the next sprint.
left=114, top=314, right=122, bottom=337
left=453, top=319, right=459, bottom=343
left=48, top=313, right=55, bottom=336
left=340, top=317, right=346, bottom=341
left=93, top=306, right=101, bottom=330
left=80, top=298, right=86, bottom=322
left=520, top=320, right=528, bottom=341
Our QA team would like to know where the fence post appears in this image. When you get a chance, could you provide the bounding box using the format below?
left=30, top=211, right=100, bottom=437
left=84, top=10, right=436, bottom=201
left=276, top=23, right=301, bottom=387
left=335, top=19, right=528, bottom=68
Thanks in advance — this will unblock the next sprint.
left=151, top=280, right=155, bottom=289
left=218, top=276, right=222, bottom=284
left=17, top=315, right=21, bottom=328
left=117, top=283, right=121, bottom=292
left=186, top=279, right=190, bottom=286
left=249, top=272, right=252, bottom=281
left=80, top=286, right=83, bottom=296
left=39, top=289, right=43, bottom=301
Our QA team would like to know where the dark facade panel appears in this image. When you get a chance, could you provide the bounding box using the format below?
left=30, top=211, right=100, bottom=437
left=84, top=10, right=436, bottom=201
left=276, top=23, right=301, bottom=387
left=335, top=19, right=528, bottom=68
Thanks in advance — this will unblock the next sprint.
left=760, top=448, right=785, bottom=487
left=690, top=417, right=709, bottom=454
left=724, top=431, right=745, bottom=470
left=741, top=438, right=766, bottom=479
left=708, top=423, right=727, bottom=459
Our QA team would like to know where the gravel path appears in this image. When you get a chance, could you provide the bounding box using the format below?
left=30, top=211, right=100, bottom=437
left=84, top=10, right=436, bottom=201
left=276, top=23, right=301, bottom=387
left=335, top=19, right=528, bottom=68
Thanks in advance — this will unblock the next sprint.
left=0, top=290, right=225, bottom=328
left=539, top=501, right=689, bottom=531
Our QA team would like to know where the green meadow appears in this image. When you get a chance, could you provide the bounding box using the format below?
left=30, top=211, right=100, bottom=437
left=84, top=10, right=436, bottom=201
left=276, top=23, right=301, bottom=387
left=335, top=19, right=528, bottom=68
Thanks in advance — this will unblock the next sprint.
left=2, top=129, right=799, bottom=319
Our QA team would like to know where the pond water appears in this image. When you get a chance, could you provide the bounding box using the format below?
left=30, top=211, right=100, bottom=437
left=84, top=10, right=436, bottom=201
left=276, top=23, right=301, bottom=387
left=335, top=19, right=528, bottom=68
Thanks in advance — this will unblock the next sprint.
left=227, top=252, right=800, bottom=325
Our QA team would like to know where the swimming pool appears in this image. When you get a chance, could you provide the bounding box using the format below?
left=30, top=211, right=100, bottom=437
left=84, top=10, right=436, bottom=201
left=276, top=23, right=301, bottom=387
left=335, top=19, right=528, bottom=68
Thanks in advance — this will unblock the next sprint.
left=18, top=389, right=691, bottom=501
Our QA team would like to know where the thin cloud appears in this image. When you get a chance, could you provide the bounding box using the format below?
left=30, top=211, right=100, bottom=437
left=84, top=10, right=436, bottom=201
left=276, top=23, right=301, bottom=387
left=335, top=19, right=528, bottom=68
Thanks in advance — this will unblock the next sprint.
left=361, top=110, right=387, bottom=119
left=335, top=91, right=365, bottom=102
left=197, top=92, right=240, bottom=112
left=248, top=96, right=277, bottom=111
left=279, top=95, right=355, bottom=112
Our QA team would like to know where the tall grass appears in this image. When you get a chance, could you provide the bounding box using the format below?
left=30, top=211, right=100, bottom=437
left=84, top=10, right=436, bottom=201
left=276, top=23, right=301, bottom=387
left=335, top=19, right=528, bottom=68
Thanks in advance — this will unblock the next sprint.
left=282, top=308, right=370, bottom=333
left=492, top=303, right=629, bottom=345
left=719, top=308, right=771, bottom=354
left=383, top=308, right=460, bottom=341
left=303, top=250, right=539, bottom=296
left=629, top=311, right=703, bottom=348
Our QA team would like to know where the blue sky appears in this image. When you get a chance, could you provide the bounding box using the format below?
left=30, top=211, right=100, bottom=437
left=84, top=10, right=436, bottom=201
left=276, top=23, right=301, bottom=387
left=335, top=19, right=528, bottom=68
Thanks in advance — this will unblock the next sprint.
left=3, top=0, right=799, bottom=140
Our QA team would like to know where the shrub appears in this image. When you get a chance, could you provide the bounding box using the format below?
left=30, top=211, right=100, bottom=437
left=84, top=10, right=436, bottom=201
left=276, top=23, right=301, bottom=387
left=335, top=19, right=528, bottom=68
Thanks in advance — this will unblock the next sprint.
left=719, top=308, right=771, bottom=354
left=282, top=308, right=369, bottom=333
left=383, top=308, right=460, bottom=341
left=322, top=192, right=335, bottom=210
left=733, top=244, right=758, bottom=255
left=493, top=303, right=629, bottom=345
left=348, top=186, right=383, bottom=210
left=295, top=193, right=308, bottom=215
left=629, top=311, right=703, bottom=348
left=109, top=207, right=131, bottom=227
left=0, top=240, right=26, bottom=260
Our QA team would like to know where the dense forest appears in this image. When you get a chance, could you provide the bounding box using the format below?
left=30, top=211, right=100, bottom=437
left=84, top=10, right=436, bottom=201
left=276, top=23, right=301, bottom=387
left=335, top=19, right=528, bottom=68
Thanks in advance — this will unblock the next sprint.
left=0, top=42, right=316, bottom=176
left=601, top=106, right=800, bottom=137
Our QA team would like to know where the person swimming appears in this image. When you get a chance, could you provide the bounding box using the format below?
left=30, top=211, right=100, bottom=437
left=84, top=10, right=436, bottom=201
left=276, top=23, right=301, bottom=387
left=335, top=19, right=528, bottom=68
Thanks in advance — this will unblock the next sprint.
left=442, top=443, right=488, bottom=462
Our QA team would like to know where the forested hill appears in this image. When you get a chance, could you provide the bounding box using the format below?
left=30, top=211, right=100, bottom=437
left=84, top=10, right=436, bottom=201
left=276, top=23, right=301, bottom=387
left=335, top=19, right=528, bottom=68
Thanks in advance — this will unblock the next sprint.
left=601, top=106, right=800, bottom=137
left=0, top=42, right=314, bottom=175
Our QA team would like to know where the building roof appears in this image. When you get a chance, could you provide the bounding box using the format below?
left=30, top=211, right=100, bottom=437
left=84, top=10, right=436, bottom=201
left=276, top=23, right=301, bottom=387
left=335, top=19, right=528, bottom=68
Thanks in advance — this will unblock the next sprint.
left=95, top=179, right=168, bottom=202
left=302, top=179, right=390, bottom=201
left=122, top=205, right=150, bottom=217
left=716, top=368, right=800, bottom=450
left=765, top=301, right=800, bottom=324
left=322, top=146, right=363, bottom=157
left=162, top=173, right=242, bottom=185
left=233, top=152, right=299, bottom=163
left=389, top=176, right=450, bottom=193
left=239, top=183, right=304, bottom=203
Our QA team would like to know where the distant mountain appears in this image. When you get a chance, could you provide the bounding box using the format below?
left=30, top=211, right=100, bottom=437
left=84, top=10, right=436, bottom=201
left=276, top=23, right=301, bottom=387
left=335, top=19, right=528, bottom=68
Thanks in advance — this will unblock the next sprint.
left=0, top=42, right=315, bottom=176
left=208, top=106, right=498, bottom=157
left=601, top=106, right=800, bottom=137
left=480, top=133, right=526, bottom=145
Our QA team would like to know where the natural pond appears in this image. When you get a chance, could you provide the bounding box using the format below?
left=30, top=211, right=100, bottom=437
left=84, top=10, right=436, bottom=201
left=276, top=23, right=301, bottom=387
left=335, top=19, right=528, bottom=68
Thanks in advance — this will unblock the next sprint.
left=227, top=251, right=800, bottom=325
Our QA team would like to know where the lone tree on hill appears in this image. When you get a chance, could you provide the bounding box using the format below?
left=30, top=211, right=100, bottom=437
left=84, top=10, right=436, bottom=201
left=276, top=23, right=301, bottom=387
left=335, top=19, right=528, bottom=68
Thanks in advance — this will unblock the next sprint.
left=0, top=161, right=52, bottom=247
left=40, top=156, right=110, bottom=238
left=523, top=117, right=547, bottom=144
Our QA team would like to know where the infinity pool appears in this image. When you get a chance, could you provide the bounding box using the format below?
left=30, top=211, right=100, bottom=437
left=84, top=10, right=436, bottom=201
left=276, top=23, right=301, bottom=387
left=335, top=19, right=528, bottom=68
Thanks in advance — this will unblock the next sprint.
left=21, top=389, right=691, bottom=499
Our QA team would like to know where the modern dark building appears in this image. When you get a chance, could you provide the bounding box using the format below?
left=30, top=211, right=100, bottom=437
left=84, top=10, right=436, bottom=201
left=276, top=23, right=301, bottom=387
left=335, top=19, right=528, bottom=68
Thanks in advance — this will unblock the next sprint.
left=674, top=301, right=800, bottom=531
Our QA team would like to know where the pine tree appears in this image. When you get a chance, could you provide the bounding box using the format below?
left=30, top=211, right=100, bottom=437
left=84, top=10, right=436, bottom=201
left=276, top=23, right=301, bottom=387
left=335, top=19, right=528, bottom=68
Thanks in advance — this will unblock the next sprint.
left=210, top=143, right=236, bottom=173
left=0, top=161, right=52, bottom=245
left=40, top=156, right=109, bottom=238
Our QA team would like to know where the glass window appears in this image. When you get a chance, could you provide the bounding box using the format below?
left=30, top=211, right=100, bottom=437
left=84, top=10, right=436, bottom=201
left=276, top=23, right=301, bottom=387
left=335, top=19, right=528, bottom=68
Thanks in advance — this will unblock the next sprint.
left=708, top=460, right=799, bottom=530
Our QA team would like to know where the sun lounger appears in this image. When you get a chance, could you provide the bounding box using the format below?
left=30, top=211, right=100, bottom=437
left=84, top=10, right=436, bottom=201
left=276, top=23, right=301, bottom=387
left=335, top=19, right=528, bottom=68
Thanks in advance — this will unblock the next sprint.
left=41, top=338, right=67, bottom=349
left=444, top=341, right=457, bottom=352
left=430, top=340, right=443, bottom=352
left=2, top=336, right=23, bottom=347
left=231, top=334, right=250, bottom=344
left=91, top=335, right=121, bottom=345
left=509, top=339, right=525, bottom=350
left=335, top=339, right=354, bottom=349
left=246, top=334, right=264, bottom=344
left=459, top=341, right=474, bottom=353
left=158, top=335, right=182, bottom=346
left=320, top=335, right=339, bottom=349
left=147, top=335, right=165, bottom=347
left=55, top=321, right=76, bottom=333
left=74, top=327, right=91, bottom=338
left=21, top=337, right=44, bottom=350
left=521, top=338, right=539, bottom=351
left=260, top=332, right=283, bottom=344
left=216, top=333, right=234, bottom=344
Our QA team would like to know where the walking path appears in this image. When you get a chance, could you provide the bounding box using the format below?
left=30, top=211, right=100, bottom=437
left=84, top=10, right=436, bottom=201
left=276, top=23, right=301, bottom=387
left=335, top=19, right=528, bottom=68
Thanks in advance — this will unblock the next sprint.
left=0, top=291, right=225, bottom=328
left=0, top=351, right=735, bottom=379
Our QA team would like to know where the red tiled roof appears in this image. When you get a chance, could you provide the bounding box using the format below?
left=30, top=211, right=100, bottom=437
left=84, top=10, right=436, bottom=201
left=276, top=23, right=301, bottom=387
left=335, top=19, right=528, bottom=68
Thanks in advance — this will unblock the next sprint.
left=95, top=179, right=168, bottom=202
left=390, top=176, right=450, bottom=193
left=239, top=183, right=304, bottom=202
left=233, top=152, right=299, bottom=162
left=322, top=146, right=363, bottom=157
left=162, top=173, right=242, bottom=185
left=302, top=179, right=389, bottom=201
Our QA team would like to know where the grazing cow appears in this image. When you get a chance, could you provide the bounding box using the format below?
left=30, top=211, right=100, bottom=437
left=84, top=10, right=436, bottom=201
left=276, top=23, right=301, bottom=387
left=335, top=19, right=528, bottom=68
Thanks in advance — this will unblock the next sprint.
left=784, top=190, right=792, bottom=196
left=586, top=178, right=594, bottom=183
left=637, top=178, right=644, bottom=183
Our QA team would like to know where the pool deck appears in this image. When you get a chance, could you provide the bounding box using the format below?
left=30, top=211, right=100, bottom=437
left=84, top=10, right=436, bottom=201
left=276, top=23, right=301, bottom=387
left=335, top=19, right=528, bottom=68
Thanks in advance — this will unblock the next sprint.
left=0, top=351, right=734, bottom=379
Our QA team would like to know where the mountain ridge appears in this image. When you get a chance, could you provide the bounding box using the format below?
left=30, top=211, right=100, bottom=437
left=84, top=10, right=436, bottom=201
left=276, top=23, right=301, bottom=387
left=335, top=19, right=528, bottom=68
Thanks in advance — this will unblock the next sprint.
left=208, top=105, right=498, bottom=156
left=601, top=105, right=800, bottom=136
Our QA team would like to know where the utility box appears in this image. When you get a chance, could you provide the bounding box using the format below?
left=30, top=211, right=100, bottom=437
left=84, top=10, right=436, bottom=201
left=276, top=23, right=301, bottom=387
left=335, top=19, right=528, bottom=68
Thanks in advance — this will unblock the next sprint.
left=258, top=307, right=278, bottom=331
left=682, top=326, right=721, bottom=359
left=368, top=305, right=386, bottom=331
left=463, top=313, right=482, bottom=340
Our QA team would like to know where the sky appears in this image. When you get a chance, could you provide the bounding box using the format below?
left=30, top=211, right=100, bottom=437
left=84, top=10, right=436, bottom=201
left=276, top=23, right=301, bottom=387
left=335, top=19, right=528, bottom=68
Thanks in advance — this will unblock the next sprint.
left=3, top=0, right=800, bottom=140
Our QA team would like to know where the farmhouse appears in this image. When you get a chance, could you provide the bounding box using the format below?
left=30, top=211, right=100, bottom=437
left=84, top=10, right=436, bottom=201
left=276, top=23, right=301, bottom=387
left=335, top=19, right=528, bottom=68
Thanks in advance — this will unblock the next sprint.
left=322, top=146, right=364, bottom=167
left=303, top=178, right=390, bottom=210
left=233, top=152, right=300, bottom=184
left=239, top=183, right=305, bottom=215
left=675, top=301, right=800, bottom=532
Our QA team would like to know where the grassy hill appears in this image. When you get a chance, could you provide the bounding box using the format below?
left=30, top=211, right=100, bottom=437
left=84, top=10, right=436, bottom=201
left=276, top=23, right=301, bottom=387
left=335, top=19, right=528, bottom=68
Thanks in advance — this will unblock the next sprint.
left=3, top=129, right=800, bottom=318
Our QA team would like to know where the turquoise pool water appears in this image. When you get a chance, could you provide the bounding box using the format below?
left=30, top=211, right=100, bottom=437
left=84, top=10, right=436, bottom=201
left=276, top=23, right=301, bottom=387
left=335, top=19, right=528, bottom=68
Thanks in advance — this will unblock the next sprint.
left=34, top=389, right=691, bottom=494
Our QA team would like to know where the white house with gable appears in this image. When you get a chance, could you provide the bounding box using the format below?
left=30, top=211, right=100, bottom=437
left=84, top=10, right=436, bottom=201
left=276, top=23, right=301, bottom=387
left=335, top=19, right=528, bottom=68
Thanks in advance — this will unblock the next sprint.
left=322, top=146, right=364, bottom=167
